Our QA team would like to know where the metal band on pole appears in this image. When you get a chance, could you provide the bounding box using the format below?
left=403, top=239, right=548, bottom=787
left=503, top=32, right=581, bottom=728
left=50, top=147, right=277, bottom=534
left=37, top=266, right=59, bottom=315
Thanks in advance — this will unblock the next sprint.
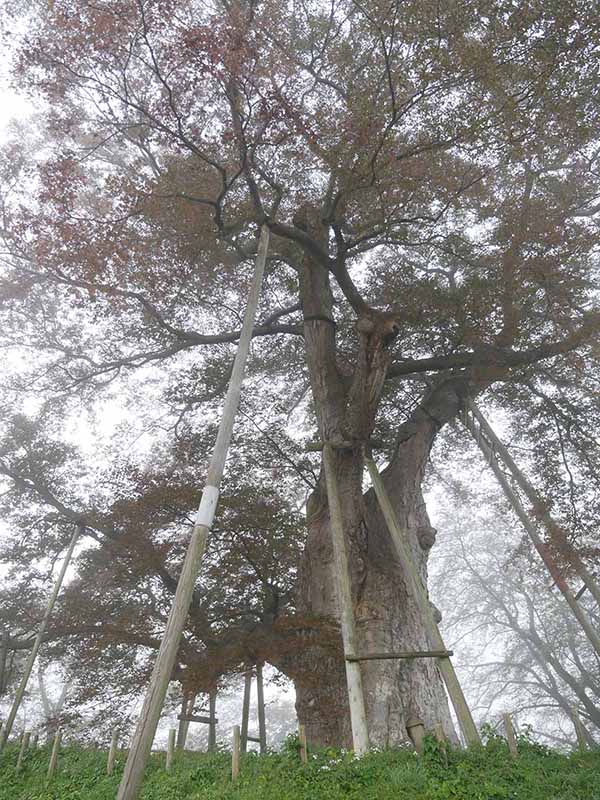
left=117, top=226, right=270, bottom=800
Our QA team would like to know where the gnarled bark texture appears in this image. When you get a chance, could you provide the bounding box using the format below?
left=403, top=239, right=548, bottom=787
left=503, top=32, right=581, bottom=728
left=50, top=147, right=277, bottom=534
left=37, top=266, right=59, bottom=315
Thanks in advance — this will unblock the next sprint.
left=284, top=211, right=468, bottom=748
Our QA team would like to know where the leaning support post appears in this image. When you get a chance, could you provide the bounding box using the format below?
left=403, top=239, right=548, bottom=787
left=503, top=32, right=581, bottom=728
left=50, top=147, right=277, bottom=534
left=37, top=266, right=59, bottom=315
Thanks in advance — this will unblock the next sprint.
left=46, top=730, right=61, bottom=782
left=176, top=692, right=195, bottom=751
left=406, top=718, right=425, bottom=754
left=15, top=731, right=30, bottom=773
left=366, top=457, right=481, bottom=746
left=240, top=668, right=252, bottom=753
left=165, top=729, right=176, bottom=772
left=322, top=444, right=370, bottom=755
left=117, top=226, right=270, bottom=800
left=298, top=725, right=308, bottom=764
left=0, top=527, right=80, bottom=751
left=462, top=406, right=600, bottom=660
left=256, top=663, right=267, bottom=754
left=468, top=400, right=600, bottom=610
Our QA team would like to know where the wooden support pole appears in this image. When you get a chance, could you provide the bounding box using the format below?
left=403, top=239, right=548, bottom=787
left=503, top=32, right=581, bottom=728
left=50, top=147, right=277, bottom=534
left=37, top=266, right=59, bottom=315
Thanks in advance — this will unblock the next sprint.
left=177, top=713, right=219, bottom=725
left=406, top=718, right=425, bottom=754
left=165, top=729, right=176, bottom=772
left=433, top=723, right=446, bottom=744
left=322, top=444, right=370, bottom=755
left=240, top=668, right=252, bottom=753
left=468, top=400, right=600, bottom=611
left=346, top=650, right=453, bottom=661
left=107, top=728, right=119, bottom=776
left=0, top=629, right=9, bottom=695
left=462, top=409, right=600, bottom=660
left=15, top=731, right=30, bottom=773
left=176, top=692, right=195, bottom=751
left=231, top=726, right=240, bottom=781
left=256, top=663, right=267, bottom=754
left=46, top=730, right=61, bottom=782
left=117, top=227, right=270, bottom=800
left=503, top=713, right=518, bottom=758
left=298, top=725, right=308, bottom=764
left=366, top=457, right=481, bottom=747
left=0, top=527, right=80, bottom=752
left=208, top=690, right=217, bottom=752
left=31, top=733, right=39, bottom=749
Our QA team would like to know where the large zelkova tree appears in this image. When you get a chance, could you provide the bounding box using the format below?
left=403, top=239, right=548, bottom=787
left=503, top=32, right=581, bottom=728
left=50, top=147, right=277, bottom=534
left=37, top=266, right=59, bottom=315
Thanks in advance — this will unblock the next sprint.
left=0, top=0, right=599, bottom=746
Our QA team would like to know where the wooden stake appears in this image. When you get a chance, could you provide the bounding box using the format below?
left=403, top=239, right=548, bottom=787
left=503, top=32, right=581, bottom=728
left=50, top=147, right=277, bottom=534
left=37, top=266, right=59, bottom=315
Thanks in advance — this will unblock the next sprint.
left=256, top=663, right=267, bottom=754
left=322, top=444, right=370, bottom=755
left=0, top=527, right=80, bottom=752
left=107, top=728, right=119, bottom=776
left=406, top=718, right=425, bottom=754
left=366, top=457, right=480, bottom=746
left=208, top=690, right=217, bottom=752
left=298, top=725, right=308, bottom=764
left=503, top=713, right=518, bottom=758
left=15, top=731, right=30, bottom=773
left=240, top=669, right=252, bottom=753
left=46, top=730, right=61, bottom=781
left=31, top=733, right=39, bottom=749
left=176, top=692, right=195, bottom=751
left=231, top=725, right=240, bottom=781
left=433, top=723, right=446, bottom=744
left=117, top=227, right=270, bottom=800
left=166, top=729, right=176, bottom=772
left=463, top=409, right=600, bottom=660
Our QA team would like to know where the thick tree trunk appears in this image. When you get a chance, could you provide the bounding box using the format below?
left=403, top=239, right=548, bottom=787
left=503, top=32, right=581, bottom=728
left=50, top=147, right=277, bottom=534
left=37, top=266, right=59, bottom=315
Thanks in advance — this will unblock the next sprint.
left=293, top=440, right=457, bottom=748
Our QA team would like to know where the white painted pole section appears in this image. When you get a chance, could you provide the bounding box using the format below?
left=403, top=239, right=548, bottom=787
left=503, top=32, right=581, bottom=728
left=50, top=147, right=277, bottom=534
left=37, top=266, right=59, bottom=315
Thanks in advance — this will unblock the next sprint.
left=322, top=444, right=370, bottom=755
left=117, top=226, right=270, bottom=800
left=0, top=527, right=80, bottom=751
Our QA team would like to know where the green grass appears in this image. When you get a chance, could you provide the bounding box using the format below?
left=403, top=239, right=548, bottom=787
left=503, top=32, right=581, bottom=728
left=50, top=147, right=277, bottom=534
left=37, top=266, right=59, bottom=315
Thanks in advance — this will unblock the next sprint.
left=1, top=733, right=599, bottom=800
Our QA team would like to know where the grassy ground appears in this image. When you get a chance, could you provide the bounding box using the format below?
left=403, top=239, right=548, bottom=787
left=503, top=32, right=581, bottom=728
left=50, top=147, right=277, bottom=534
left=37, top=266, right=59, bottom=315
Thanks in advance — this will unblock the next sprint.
left=0, top=733, right=598, bottom=800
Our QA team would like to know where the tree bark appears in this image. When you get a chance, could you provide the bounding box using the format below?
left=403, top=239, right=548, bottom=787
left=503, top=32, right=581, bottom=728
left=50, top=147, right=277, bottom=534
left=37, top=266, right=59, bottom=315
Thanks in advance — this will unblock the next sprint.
left=282, top=211, right=465, bottom=748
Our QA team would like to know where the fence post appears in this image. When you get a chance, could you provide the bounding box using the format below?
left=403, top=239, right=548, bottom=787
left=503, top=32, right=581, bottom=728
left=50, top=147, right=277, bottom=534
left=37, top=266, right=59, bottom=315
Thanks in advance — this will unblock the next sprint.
left=256, top=663, right=267, bottom=754
left=231, top=725, right=240, bottom=781
left=46, top=730, right=61, bottom=781
left=16, top=731, right=30, bottom=773
left=298, top=725, right=308, bottom=764
left=503, top=714, right=518, bottom=758
left=208, top=690, right=217, bottom=752
left=240, top=668, right=252, bottom=753
left=107, top=728, right=119, bottom=776
left=31, top=732, right=39, bottom=749
left=166, top=729, right=176, bottom=772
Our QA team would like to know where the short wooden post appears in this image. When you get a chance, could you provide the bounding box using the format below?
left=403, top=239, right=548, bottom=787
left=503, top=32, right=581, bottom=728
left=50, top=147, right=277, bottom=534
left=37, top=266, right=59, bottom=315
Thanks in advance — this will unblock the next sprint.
left=46, top=730, right=61, bottom=781
left=16, top=731, right=31, bottom=773
left=31, top=732, right=39, bottom=749
left=240, top=669, right=252, bottom=753
left=208, top=690, right=217, bottom=752
left=176, top=693, right=193, bottom=751
left=231, top=725, right=240, bottom=781
left=256, top=663, right=267, bottom=754
left=406, top=718, right=425, bottom=754
left=367, top=457, right=480, bottom=747
left=322, top=444, right=370, bottom=755
left=116, top=226, right=270, bottom=800
left=503, top=713, right=518, bottom=758
left=165, top=729, right=176, bottom=772
left=298, top=725, right=308, bottom=764
left=107, top=728, right=119, bottom=776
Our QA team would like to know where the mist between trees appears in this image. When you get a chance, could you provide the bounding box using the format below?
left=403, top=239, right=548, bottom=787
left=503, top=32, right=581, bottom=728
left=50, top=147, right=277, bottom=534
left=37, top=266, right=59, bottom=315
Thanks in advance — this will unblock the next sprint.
left=0, top=0, right=599, bottom=762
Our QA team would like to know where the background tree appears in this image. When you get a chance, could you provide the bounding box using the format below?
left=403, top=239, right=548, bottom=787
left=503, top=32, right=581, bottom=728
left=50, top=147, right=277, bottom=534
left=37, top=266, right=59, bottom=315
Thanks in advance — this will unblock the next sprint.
left=0, top=0, right=598, bottom=746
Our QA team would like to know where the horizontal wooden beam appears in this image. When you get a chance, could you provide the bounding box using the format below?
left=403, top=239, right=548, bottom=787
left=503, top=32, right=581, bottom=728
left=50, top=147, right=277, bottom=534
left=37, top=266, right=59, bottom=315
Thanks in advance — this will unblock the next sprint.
left=177, top=714, right=218, bottom=725
left=246, top=736, right=261, bottom=743
left=345, top=650, right=453, bottom=662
